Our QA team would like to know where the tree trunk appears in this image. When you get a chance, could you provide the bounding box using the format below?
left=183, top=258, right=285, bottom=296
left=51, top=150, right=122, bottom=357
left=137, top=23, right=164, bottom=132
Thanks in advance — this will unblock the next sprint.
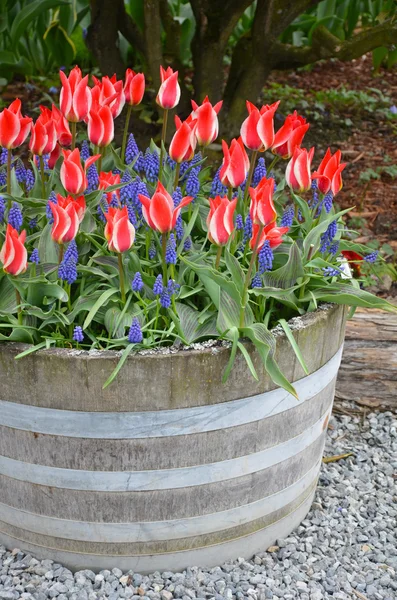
left=86, top=0, right=125, bottom=78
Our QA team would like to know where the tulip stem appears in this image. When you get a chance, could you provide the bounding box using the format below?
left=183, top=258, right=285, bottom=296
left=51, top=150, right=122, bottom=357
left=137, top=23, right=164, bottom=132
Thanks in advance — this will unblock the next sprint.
left=243, top=150, right=258, bottom=207
left=59, top=244, right=64, bottom=265
left=267, top=155, right=280, bottom=175
left=239, top=224, right=264, bottom=329
left=215, top=246, right=222, bottom=270
left=121, top=105, right=132, bottom=164
left=228, top=187, right=233, bottom=200
left=118, top=253, right=126, bottom=304
left=71, top=121, right=77, bottom=151
left=161, top=234, right=168, bottom=284
left=40, top=155, right=46, bottom=198
left=174, top=162, right=181, bottom=190
left=159, top=109, right=169, bottom=183
left=6, top=149, right=11, bottom=209
left=15, top=290, right=23, bottom=325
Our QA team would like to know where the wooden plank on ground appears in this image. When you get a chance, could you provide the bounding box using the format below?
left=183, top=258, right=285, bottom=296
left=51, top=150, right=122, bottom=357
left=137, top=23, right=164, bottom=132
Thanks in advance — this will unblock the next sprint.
left=336, top=308, right=397, bottom=411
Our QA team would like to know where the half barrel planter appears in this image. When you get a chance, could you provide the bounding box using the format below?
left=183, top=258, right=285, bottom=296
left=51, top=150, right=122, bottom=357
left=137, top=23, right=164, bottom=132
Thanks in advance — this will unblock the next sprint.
left=0, top=304, right=347, bottom=573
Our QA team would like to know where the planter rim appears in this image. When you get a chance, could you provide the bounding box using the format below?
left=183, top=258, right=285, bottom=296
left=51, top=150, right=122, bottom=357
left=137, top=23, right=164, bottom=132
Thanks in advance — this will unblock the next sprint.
left=0, top=302, right=336, bottom=361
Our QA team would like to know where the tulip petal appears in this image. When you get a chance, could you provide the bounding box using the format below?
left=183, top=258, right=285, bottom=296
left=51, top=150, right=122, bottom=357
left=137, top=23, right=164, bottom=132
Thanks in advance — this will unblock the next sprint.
left=150, top=192, right=173, bottom=233
left=112, top=216, right=135, bottom=253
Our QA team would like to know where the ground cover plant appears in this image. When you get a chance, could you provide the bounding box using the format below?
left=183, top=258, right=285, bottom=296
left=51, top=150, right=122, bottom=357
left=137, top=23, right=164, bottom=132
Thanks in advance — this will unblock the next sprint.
left=0, top=65, right=395, bottom=393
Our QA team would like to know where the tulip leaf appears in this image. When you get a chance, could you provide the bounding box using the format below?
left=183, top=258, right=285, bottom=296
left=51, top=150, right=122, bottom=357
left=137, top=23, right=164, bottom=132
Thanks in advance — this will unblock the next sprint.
left=240, top=323, right=298, bottom=399
left=303, top=207, right=351, bottom=258
left=0, top=276, right=17, bottom=314
left=104, top=306, right=131, bottom=339
left=222, top=326, right=239, bottom=383
left=303, top=283, right=397, bottom=312
left=102, top=343, right=135, bottom=389
left=263, top=242, right=304, bottom=289
left=182, top=256, right=242, bottom=304
left=225, top=250, right=245, bottom=293
left=27, top=282, right=68, bottom=307
left=278, top=318, right=309, bottom=375
left=10, top=0, right=69, bottom=49
left=217, top=288, right=253, bottom=333
left=83, top=288, right=119, bottom=329
left=38, top=223, right=60, bottom=265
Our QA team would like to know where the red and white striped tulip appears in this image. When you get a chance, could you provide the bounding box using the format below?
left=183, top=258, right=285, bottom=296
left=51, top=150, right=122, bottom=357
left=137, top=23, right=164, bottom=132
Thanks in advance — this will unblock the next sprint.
left=124, top=69, right=145, bottom=106
left=29, top=113, right=57, bottom=156
left=87, top=105, right=114, bottom=148
left=191, top=96, right=222, bottom=146
left=49, top=194, right=85, bottom=244
left=50, top=105, right=72, bottom=147
left=272, top=111, right=309, bottom=159
left=250, top=222, right=289, bottom=251
left=60, top=148, right=100, bottom=196
left=256, top=101, right=280, bottom=151
left=99, top=171, right=121, bottom=204
left=92, top=74, right=125, bottom=118
left=48, top=143, right=61, bottom=169
left=0, top=224, right=28, bottom=276
left=249, top=177, right=277, bottom=227
left=169, top=115, right=197, bottom=163
left=59, top=66, right=92, bottom=122
left=219, top=138, right=249, bottom=188
left=138, top=180, right=193, bottom=233
left=285, top=147, right=315, bottom=193
left=104, top=206, right=135, bottom=253
left=206, top=195, right=237, bottom=246
left=312, top=148, right=346, bottom=196
left=156, top=66, right=180, bottom=110
left=0, top=99, right=32, bottom=150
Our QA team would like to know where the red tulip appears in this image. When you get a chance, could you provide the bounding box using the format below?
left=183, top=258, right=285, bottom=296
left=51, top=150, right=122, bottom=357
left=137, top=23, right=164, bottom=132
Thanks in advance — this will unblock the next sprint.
left=92, top=74, right=125, bottom=118
left=59, top=66, right=92, bottom=122
left=256, top=101, right=280, bottom=151
left=48, top=143, right=61, bottom=169
left=169, top=115, right=197, bottom=163
left=156, top=66, right=180, bottom=110
left=250, top=222, right=289, bottom=251
left=191, top=96, right=222, bottom=146
left=50, top=105, right=72, bottom=147
left=285, top=147, right=315, bottom=193
left=124, top=69, right=145, bottom=106
left=312, top=148, right=346, bottom=196
left=88, top=105, right=114, bottom=148
left=29, top=116, right=57, bottom=156
left=341, top=250, right=362, bottom=277
left=138, top=180, right=193, bottom=233
left=60, top=148, right=100, bottom=196
left=0, top=225, right=27, bottom=276
left=104, top=206, right=135, bottom=253
left=249, top=177, right=277, bottom=226
left=50, top=194, right=85, bottom=244
left=0, top=99, right=32, bottom=149
left=219, top=138, right=249, bottom=188
left=99, top=171, right=121, bottom=204
left=206, top=195, right=237, bottom=246
left=272, top=111, right=309, bottom=159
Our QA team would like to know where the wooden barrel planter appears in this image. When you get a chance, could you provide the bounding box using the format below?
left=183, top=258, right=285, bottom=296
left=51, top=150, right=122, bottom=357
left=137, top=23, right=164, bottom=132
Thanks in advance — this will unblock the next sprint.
left=0, top=304, right=347, bottom=573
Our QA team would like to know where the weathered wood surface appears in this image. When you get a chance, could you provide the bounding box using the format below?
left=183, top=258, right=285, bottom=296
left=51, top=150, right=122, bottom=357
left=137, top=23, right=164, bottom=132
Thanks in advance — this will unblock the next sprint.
left=336, top=307, right=397, bottom=411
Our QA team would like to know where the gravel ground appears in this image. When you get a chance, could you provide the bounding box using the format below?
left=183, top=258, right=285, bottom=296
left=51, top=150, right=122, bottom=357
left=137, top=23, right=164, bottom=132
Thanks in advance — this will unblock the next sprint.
left=0, top=411, right=396, bottom=600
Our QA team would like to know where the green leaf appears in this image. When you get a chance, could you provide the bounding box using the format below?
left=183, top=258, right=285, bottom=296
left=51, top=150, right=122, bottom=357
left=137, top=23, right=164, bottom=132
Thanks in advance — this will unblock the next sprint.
left=172, top=303, right=200, bottom=344
left=237, top=341, right=259, bottom=381
left=83, top=288, right=119, bottom=329
left=38, top=223, right=59, bottom=264
left=304, top=283, right=397, bottom=312
left=0, top=277, right=17, bottom=314
left=8, top=328, right=34, bottom=344
left=15, top=340, right=49, bottom=358
left=303, top=207, right=351, bottom=258
left=177, top=203, right=200, bottom=255
left=222, top=327, right=239, bottom=383
left=103, top=344, right=134, bottom=389
left=43, top=20, right=77, bottom=66
left=27, top=282, right=68, bottom=306
left=241, top=323, right=298, bottom=398
left=182, top=256, right=242, bottom=304
left=225, top=250, right=245, bottom=293
left=278, top=318, right=309, bottom=375
left=263, top=242, right=304, bottom=289
left=10, top=0, right=68, bottom=49
left=104, top=306, right=130, bottom=339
